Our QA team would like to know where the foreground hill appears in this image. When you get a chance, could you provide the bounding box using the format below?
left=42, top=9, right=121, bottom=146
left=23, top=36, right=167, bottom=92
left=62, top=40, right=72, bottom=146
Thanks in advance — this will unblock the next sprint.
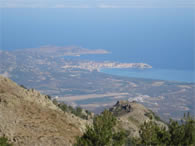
left=0, top=76, right=88, bottom=146
left=0, top=76, right=165, bottom=145
left=0, top=76, right=194, bottom=145
left=110, top=100, right=165, bottom=137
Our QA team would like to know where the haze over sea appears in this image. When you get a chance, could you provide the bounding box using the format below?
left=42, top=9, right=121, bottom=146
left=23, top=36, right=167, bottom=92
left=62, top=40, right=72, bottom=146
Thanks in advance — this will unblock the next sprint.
left=0, top=8, right=194, bottom=82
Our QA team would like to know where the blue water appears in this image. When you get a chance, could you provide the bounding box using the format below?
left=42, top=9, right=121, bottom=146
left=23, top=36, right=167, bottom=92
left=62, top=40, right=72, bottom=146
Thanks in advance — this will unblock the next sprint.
left=101, top=68, right=195, bottom=83
left=0, top=8, right=194, bottom=82
left=1, top=8, right=194, bottom=70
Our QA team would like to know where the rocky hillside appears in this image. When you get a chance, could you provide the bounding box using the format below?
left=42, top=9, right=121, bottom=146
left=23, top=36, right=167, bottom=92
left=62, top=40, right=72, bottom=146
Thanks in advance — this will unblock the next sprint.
left=110, top=100, right=166, bottom=137
left=0, top=76, right=88, bottom=146
left=0, top=75, right=169, bottom=145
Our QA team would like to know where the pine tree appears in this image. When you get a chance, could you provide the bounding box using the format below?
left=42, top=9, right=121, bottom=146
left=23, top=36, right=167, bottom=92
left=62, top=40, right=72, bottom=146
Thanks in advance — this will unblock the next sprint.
left=75, top=110, right=126, bottom=146
left=139, top=121, right=170, bottom=145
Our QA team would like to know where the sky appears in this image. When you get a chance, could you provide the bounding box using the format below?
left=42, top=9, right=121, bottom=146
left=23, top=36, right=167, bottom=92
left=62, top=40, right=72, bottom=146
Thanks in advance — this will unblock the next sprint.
left=0, top=0, right=195, bottom=8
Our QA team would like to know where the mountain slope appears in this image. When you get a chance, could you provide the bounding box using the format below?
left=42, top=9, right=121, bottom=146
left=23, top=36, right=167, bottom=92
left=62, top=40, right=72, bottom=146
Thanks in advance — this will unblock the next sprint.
left=0, top=76, right=88, bottom=146
left=110, top=100, right=166, bottom=137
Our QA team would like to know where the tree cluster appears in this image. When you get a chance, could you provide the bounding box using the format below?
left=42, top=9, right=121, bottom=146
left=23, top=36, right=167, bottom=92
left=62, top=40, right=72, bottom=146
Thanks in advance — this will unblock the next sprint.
left=136, top=113, right=195, bottom=146
left=76, top=111, right=195, bottom=146
left=75, top=110, right=126, bottom=146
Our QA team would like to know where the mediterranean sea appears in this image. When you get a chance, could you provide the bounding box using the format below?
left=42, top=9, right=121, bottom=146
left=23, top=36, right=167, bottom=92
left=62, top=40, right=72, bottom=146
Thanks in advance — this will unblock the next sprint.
left=1, top=8, right=194, bottom=82
left=101, top=68, right=195, bottom=83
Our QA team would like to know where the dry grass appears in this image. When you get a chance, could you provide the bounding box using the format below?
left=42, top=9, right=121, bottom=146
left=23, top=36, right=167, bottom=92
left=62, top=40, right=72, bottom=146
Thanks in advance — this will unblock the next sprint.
left=0, top=75, right=87, bottom=146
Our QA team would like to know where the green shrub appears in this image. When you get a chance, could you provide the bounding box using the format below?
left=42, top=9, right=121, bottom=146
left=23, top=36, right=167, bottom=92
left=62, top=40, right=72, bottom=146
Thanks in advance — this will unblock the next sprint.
left=20, top=85, right=27, bottom=89
left=58, top=103, right=89, bottom=120
left=138, top=121, right=170, bottom=145
left=0, top=136, right=12, bottom=146
left=137, top=113, right=195, bottom=146
left=52, top=99, right=58, bottom=105
left=46, top=95, right=52, bottom=100
left=169, top=113, right=195, bottom=145
left=75, top=110, right=126, bottom=146
left=59, top=104, right=68, bottom=112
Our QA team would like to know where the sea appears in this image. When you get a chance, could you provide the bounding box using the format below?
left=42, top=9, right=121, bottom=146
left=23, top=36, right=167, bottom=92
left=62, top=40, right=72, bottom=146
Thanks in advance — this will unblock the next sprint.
left=100, top=68, right=195, bottom=83
left=0, top=8, right=194, bottom=83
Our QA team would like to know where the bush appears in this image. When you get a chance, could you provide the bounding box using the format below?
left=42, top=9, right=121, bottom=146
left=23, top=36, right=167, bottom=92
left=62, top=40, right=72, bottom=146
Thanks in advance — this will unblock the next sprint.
left=138, top=121, right=170, bottom=145
left=75, top=110, right=126, bottom=146
left=52, top=99, right=58, bottom=105
left=46, top=95, right=52, bottom=100
left=169, top=112, right=195, bottom=145
left=137, top=113, right=195, bottom=146
left=59, top=104, right=68, bottom=112
left=20, top=85, right=27, bottom=89
left=0, top=136, right=12, bottom=146
left=58, top=103, right=89, bottom=120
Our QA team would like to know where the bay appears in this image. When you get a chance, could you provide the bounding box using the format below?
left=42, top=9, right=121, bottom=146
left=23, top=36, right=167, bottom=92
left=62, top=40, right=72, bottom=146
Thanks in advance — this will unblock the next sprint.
left=101, top=68, right=195, bottom=83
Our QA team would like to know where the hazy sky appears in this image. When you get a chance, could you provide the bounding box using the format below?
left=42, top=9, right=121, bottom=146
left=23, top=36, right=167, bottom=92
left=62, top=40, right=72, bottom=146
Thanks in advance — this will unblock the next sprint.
left=0, top=0, right=195, bottom=8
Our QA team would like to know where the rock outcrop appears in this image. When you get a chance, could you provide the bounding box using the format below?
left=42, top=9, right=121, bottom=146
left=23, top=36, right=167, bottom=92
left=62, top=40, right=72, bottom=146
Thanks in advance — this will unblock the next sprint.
left=0, top=76, right=88, bottom=146
left=110, top=100, right=166, bottom=137
left=110, top=100, right=133, bottom=116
